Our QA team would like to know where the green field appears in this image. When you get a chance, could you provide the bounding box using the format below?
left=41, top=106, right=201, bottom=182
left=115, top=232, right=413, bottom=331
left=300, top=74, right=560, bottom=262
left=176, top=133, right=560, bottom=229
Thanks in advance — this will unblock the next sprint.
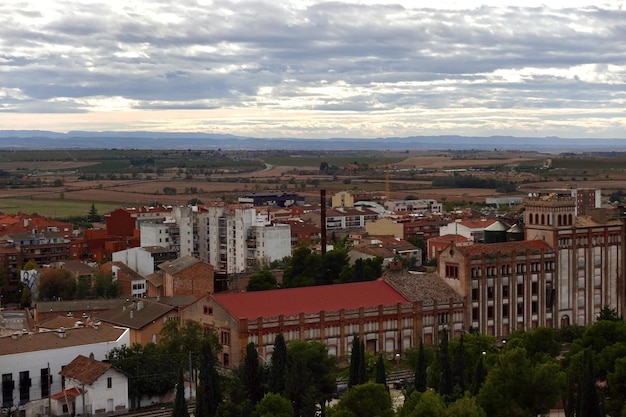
left=261, top=155, right=405, bottom=167
left=0, top=197, right=123, bottom=219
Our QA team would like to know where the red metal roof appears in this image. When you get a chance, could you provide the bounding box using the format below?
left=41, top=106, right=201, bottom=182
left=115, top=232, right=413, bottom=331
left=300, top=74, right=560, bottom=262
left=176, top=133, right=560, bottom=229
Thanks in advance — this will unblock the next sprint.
left=213, top=280, right=410, bottom=319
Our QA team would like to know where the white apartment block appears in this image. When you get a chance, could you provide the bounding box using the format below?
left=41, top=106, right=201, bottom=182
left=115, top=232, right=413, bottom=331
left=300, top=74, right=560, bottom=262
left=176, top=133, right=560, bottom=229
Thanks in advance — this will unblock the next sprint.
left=138, top=205, right=292, bottom=275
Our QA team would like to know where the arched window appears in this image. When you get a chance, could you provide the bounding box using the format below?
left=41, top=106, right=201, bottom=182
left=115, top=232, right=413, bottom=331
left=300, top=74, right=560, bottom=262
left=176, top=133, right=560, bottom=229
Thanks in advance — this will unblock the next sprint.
left=561, top=315, right=570, bottom=327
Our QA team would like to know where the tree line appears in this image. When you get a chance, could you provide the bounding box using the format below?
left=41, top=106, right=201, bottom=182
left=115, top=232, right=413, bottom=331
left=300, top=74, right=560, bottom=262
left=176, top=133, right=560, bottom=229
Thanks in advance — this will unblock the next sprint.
left=106, top=306, right=626, bottom=417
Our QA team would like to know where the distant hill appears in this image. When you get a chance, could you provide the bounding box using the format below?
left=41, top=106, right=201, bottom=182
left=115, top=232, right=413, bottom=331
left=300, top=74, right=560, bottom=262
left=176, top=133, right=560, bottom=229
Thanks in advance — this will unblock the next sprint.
left=1, top=130, right=626, bottom=152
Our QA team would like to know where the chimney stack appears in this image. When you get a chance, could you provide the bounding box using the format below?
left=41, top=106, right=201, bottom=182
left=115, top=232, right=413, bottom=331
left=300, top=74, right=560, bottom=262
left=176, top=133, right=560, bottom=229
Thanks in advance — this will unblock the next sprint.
left=321, top=189, right=327, bottom=255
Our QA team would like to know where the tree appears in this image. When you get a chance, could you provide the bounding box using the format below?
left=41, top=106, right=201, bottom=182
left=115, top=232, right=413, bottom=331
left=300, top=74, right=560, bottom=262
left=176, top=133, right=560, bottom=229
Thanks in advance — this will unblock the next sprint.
left=196, top=339, right=222, bottom=417
left=285, top=340, right=336, bottom=417
left=87, top=203, right=101, bottom=223
left=505, top=327, right=561, bottom=363
left=375, top=355, right=387, bottom=386
left=38, top=268, right=76, bottom=300
left=246, top=269, right=278, bottom=292
left=268, top=333, right=288, bottom=394
left=19, top=286, right=31, bottom=307
left=349, top=335, right=364, bottom=388
left=452, top=333, right=468, bottom=393
left=597, top=304, right=621, bottom=321
left=576, top=348, right=604, bottom=417
left=282, top=247, right=321, bottom=288
left=93, top=272, right=121, bottom=298
left=172, top=368, right=189, bottom=417
left=397, top=390, right=446, bottom=417
left=415, top=338, right=427, bottom=392
left=446, top=393, right=486, bottom=417
left=331, top=382, right=394, bottom=417
left=243, top=342, right=264, bottom=405
left=477, top=348, right=563, bottom=417
left=107, top=343, right=177, bottom=408
left=606, top=356, right=626, bottom=417
left=253, top=393, right=293, bottom=417
left=470, top=353, right=486, bottom=396
left=438, top=328, right=453, bottom=400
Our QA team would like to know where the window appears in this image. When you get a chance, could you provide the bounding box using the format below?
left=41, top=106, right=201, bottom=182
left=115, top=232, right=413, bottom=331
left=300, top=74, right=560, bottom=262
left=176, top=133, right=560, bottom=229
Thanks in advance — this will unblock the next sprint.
left=19, top=371, right=30, bottom=404
left=502, top=285, right=509, bottom=298
left=40, top=368, right=50, bottom=398
left=487, top=306, right=494, bottom=319
left=445, top=264, right=459, bottom=279
left=107, top=377, right=112, bottom=389
left=531, top=282, right=538, bottom=295
left=487, top=287, right=494, bottom=299
left=517, top=302, right=523, bottom=315
left=471, top=288, right=479, bottom=301
left=223, top=353, right=230, bottom=368
left=472, top=308, right=479, bottom=321
left=502, top=304, right=509, bottom=318
left=2, top=373, right=14, bottom=408
left=221, top=330, right=231, bottom=346
left=203, top=306, right=213, bottom=315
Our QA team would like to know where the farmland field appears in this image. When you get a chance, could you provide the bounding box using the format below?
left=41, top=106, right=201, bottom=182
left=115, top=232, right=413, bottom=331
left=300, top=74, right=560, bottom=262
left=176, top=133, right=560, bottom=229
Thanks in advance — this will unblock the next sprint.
left=1, top=149, right=626, bottom=218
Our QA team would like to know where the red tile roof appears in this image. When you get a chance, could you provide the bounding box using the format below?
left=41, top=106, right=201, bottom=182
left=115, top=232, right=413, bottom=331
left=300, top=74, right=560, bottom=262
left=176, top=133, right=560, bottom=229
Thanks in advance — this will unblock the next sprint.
left=212, top=280, right=409, bottom=319
left=60, top=354, right=112, bottom=385
left=428, top=234, right=471, bottom=243
left=50, top=387, right=83, bottom=400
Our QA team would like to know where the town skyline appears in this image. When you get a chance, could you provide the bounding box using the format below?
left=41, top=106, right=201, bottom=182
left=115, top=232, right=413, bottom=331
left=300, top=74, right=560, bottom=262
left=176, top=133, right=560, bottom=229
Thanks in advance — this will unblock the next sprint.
left=1, top=1, right=625, bottom=139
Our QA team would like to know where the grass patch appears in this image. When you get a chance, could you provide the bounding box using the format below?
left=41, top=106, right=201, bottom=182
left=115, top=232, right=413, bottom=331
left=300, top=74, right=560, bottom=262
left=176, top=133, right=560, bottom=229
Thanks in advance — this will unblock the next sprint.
left=0, top=197, right=123, bottom=219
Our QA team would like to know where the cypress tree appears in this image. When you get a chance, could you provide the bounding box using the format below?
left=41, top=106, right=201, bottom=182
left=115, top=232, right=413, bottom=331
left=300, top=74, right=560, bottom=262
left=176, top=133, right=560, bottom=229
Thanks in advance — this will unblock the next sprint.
left=375, top=354, right=387, bottom=386
left=243, top=342, right=264, bottom=404
left=470, top=353, right=486, bottom=396
left=415, top=338, right=427, bottom=392
left=438, top=328, right=453, bottom=398
left=268, top=333, right=287, bottom=394
left=172, top=368, right=189, bottom=417
left=358, top=339, right=367, bottom=385
left=453, top=333, right=467, bottom=392
left=196, top=339, right=221, bottom=417
left=348, top=335, right=361, bottom=388
left=576, top=348, right=604, bottom=417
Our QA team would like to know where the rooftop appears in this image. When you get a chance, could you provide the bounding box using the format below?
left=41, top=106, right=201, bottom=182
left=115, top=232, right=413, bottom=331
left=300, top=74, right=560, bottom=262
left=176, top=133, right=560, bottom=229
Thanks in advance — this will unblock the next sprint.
left=384, top=270, right=462, bottom=303
left=60, top=354, right=113, bottom=385
left=95, top=298, right=174, bottom=329
left=157, top=255, right=202, bottom=275
left=457, top=239, right=553, bottom=257
left=212, top=280, right=409, bottom=320
left=0, top=324, right=127, bottom=356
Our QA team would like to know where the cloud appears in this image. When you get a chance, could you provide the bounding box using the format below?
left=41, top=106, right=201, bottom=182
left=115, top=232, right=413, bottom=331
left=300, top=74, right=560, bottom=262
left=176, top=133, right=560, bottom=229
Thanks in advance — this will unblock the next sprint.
left=0, top=0, right=625, bottom=138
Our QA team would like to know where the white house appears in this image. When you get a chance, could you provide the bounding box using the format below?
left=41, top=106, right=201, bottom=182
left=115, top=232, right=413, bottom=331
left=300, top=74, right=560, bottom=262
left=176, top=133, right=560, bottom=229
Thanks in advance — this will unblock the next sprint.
left=0, top=324, right=129, bottom=417
left=54, top=353, right=129, bottom=416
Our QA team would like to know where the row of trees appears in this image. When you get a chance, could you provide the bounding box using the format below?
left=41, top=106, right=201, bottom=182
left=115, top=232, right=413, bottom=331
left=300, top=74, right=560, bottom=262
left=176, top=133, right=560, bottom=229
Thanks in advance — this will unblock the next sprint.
left=111, top=308, right=626, bottom=417
left=246, top=244, right=384, bottom=291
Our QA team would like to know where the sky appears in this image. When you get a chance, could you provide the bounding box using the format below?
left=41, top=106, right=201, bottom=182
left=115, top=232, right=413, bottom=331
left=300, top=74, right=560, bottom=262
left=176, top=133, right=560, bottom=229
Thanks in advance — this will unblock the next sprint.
left=1, top=0, right=625, bottom=139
